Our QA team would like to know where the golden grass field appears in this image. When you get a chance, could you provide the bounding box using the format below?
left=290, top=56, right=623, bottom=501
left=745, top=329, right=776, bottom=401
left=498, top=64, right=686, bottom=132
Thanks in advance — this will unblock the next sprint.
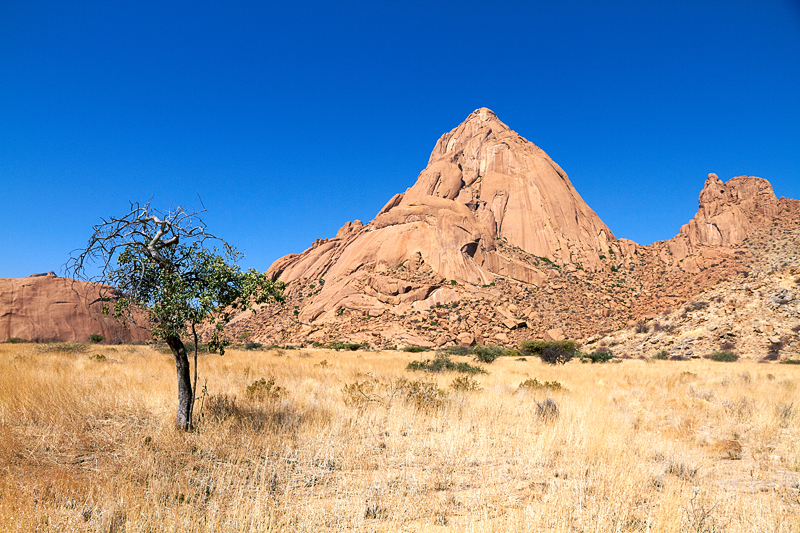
left=1, top=343, right=799, bottom=532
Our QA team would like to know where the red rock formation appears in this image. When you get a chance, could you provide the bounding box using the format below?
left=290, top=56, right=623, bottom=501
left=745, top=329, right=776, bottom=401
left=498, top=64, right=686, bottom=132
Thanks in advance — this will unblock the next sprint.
left=659, top=174, right=780, bottom=272
left=267, top=108, right=616, bottom=323
left=0, top=273, right=150, bottom=343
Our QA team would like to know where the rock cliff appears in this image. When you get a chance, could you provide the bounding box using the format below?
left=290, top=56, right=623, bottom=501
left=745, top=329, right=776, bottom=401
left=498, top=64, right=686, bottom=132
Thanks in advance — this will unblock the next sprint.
left=228, top=110, right=797, bottom=353
left=0, top=273, right=150, bottom=343
left=267, top=108, right=616, bottom=324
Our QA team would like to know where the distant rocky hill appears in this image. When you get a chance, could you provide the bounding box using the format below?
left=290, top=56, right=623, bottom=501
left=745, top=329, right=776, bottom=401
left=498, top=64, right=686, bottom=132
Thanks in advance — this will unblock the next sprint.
left=0, top=272, right=150, bottom=343
left=224, top=108, right=800, bottom=358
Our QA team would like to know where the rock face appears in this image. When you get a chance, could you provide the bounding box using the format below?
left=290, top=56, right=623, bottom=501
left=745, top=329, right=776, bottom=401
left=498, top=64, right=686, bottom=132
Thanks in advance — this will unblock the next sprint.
left=268, top=108, right=615, bottom=323
left=664, top=174, right=780, bottom=269
left=0, top=273, right=149, bottom=343
left=217, top=110, right=799, bottom=354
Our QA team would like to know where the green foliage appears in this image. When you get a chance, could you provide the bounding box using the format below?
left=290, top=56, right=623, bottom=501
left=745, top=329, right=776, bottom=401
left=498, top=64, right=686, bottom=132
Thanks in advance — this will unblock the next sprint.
left=314, top=340, right=369, bottom=351
left=652, top=350, right=670, bottom=360
left=402, top=346, right=430, bottom=353
left=107, top=245, right=284, bottom=354
left=710, top=350, right=738, bottom=362
left=440, top=346, right=470, bottom=356
left=5, top=337, right=27, bottom=343
left=89, top=334, right=104, bottom=343
left=406, top=355, right=485, bottom=374
left=244, top=342, right=263, bottom=350
left=780, top=359, right=800, bottom=365
left=471, top=344, right=505, bottom=363
left=89, top=353, right=107, bottom=361
left=245, top=377, right=282, bottom=401
left=581, top=349, right=614, bottom=363
left=520, top=340, right=577, bottom=365
left=517, top=378, right=563, bottom=392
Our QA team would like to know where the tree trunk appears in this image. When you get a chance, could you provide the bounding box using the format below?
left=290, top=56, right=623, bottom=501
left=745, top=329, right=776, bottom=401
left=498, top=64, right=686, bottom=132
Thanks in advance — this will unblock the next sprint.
left=166, top=335, right=193, bottom=431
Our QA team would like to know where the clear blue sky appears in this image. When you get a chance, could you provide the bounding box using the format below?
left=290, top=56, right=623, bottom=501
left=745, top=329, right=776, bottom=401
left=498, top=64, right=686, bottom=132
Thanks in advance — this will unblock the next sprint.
left=2, top=1, right=799, bottom=278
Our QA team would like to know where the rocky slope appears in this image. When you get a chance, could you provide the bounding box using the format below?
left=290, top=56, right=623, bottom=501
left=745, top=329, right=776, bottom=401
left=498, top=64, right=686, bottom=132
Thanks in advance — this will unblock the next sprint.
left=224, top=109, right=800, bottom=357
left=0, top=272, right=150, bottom=343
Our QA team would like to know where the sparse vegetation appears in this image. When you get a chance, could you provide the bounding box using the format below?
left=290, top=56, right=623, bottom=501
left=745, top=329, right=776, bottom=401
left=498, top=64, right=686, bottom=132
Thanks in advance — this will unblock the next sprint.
left=710, top=350, right=738, bottom=362
left=1, top=343, right=799, bottom=531
left=517, top=378, right=563, bottom=392
left=407, top=354, right=485, bottom=374
left=402, top=346, right=430, bottom=353
left=88, top=333, right=104, bottom=343
left=581, top=348, right=614, bottom=364
left=652, top=350, right=670, bottom=360
left=5, top=337, right=27, bottom=343
left=520, top=340, right=577, bottom=364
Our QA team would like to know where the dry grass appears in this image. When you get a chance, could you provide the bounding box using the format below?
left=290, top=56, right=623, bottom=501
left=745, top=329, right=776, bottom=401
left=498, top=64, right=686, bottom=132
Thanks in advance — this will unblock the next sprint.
left=1, top=343, right=799, bottom=532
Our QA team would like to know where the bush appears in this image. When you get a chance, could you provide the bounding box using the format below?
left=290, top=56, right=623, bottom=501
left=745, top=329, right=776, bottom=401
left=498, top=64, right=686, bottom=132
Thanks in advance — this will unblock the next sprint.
left=403, top=346, right=430, bottom=353
left=652, top=350, right=669, bottom=360
left=780, top=359, right=800, bottom=365
left=88, top=334, right=104, bottom=344
left=710, top=350, right=738, bottom=362
left=440, top=346, right=471, bottom=356
left=5, top=337, right=27, bottom=343
left=89, top=353, right=107, bottom=361
left=314, top=340, right=368, bottom=351
left=407, top=355, right=485, bottom=374
left=520, top=340, right=577, bottom=365
left=244, top=341, right=263, bottom=350
left=245, top=377, right=283, bottom=401
left=450, top=375, right=482, bottom=392
left=635, top=322, right=649, bottom=334
left=472, top=344, right=504, bottom=363
left=342, top=380, right=382, bottom=408
left=401, top=380, right=448, bottom=411
left=517, top=378, right=563, bottom=392
left=582, top=349, right=614, bottom=364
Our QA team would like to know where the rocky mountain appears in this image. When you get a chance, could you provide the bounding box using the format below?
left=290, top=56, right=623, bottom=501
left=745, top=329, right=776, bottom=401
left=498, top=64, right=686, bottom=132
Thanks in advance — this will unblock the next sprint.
left=0, top=272, right=150, bottom=343
left=223, top=108, right=799, bottom=358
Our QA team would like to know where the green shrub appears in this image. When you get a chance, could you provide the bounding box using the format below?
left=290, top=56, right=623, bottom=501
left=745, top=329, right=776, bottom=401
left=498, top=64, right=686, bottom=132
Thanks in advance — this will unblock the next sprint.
left=314, top=340, right=367, bottom=351
left=780, top=359, right=800, bottom=365
left=440, top=346, right=471, bottom=356
left=407, top=355, right=485, bottom=374
left=5, top=337, right=27, bottom=343
left=244, top=341, right=263, bottom=350
left=652, top=350, right=669, bottom=360
left=89, top=353, right=107, bottom=361
left=517, top=378, right=563, bottom=392
left=710, top=350, right=738, bottom=362
left=520, top=340, right=576, bottom=365
left=88, top=334, right=104, bottom=344
left=582, top=349, right=613, bottom=364
left=403, top=346, right=430, bottom=353
left=472, top=344, right=504, bottom=363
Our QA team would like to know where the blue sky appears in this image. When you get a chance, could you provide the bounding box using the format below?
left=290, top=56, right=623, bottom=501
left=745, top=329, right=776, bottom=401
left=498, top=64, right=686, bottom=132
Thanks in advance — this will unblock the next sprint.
left=2, top=1, right=799, bottom=278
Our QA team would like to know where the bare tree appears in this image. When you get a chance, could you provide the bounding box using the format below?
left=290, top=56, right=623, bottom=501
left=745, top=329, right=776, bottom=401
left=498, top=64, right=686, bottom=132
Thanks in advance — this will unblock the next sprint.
left=66, top=202, right=284, bottom=430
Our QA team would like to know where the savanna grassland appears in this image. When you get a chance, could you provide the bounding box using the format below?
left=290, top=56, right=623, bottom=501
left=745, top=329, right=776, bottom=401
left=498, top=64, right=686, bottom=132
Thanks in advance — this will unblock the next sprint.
left=1, top=343, right=799, bottom=532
